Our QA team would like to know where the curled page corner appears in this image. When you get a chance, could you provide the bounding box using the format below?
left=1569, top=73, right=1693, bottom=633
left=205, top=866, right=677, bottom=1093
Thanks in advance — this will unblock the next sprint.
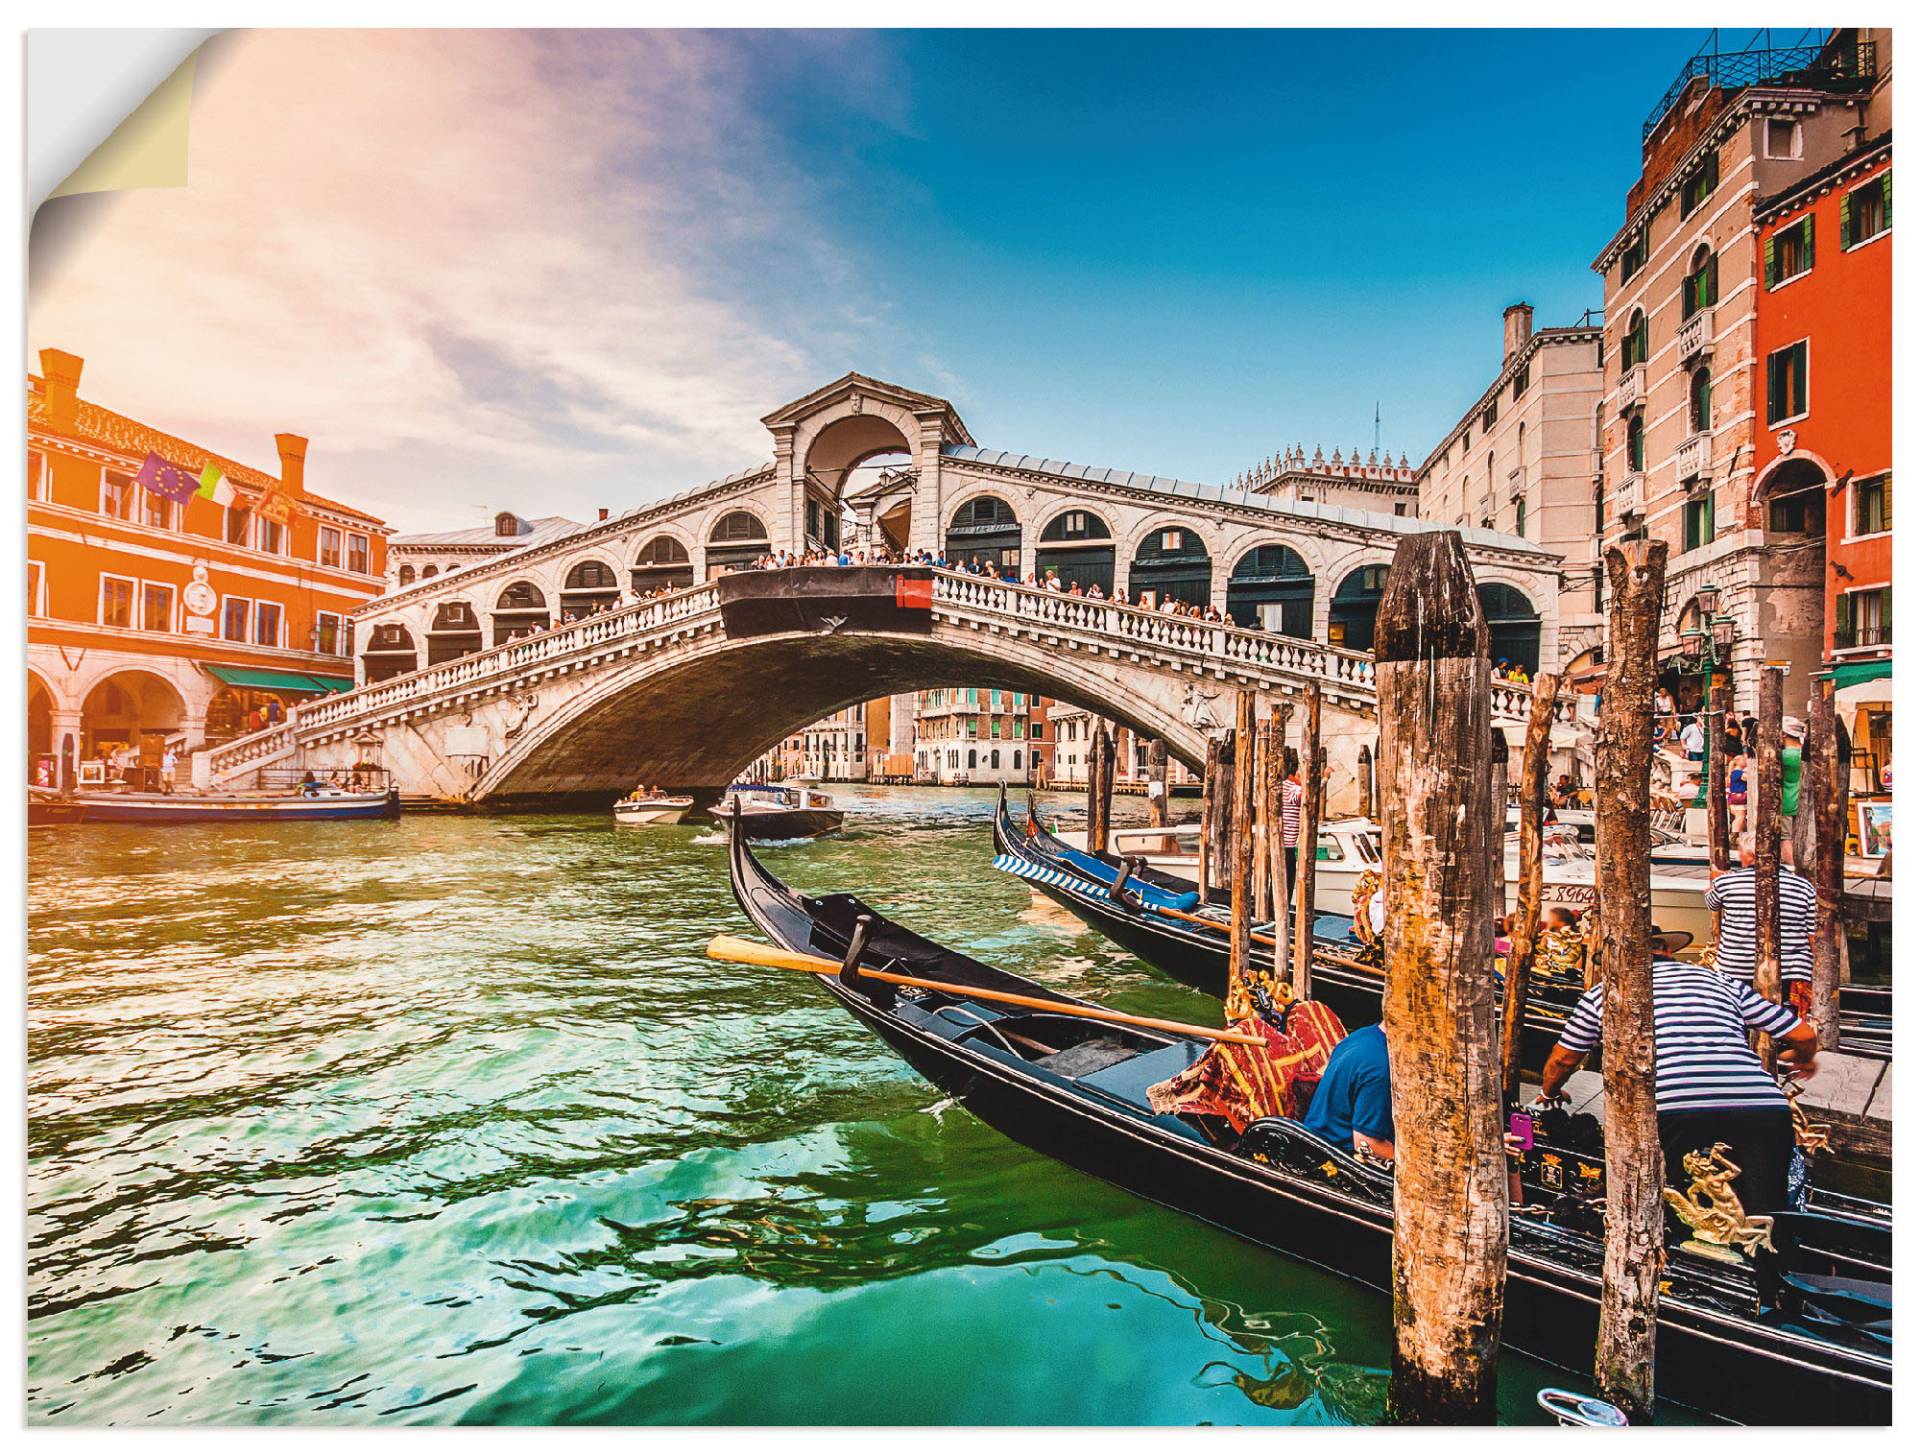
left=30, top=30, right=218, bottom=210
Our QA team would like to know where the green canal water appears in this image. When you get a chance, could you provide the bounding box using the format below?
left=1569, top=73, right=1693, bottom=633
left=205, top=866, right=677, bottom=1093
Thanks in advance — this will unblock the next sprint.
left=29, top=785, right=1600, bottom=1426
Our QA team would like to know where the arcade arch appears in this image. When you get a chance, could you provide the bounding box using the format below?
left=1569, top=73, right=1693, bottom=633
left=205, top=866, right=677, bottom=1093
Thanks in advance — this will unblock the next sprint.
left=560, top=559, right=620, bottom=617
left=362, top=623, right=419, bottom=683
left=1130, top=525, right=1211, bottom=608
left=1035, top=508, right=1114, bottom=593
left=946, top=495, right=1021, bottom=574
left=707, top=510, right=770, bottom=576
left=1329, top=563, right=1389, bottom=653
left=632, top=535, right=694, bottom=595
left=1478, top=582, right=1541, bottom=672
left=80, top=670, right=185, bottom=765
left=493, top=581, right=550, bottom=644
left=426, top=602, right=484, bottom=665
left=1227, top=544, right=1313, bottom=635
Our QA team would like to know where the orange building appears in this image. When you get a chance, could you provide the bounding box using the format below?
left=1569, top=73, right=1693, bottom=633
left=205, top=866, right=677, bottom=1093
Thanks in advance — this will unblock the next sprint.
left=27, top=349, right=392, bottom=787
left=1753, top=134, right=1892, bottom=790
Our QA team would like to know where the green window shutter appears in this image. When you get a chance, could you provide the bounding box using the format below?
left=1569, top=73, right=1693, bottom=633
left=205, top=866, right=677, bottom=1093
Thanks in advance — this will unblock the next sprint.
left=1706, top=251, right=1718, bottom=304
left=1794, top=344, right=1809, bottom=415
left=1803, top=214, right=1815, bottom=269
left=1840, top=190, right=1853, bottom=248
left=1764, top=235, right=1778, bottom=287
left=1835, top=591, right=1853, bottom=646
left=1767, top=351, right=1783, bottom=422
left=1884, top=171, right=1893, bottom=228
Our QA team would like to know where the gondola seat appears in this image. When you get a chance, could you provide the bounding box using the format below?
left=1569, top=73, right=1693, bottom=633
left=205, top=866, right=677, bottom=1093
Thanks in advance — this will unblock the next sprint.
left=1076, top=1041, right=1208, bottom=1108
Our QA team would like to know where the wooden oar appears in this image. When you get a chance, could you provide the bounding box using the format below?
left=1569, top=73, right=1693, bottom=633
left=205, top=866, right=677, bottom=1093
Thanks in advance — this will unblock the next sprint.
left=706, top=934, right=1266, bottom=1048
left=1137, top=898, right=1283, bottom=948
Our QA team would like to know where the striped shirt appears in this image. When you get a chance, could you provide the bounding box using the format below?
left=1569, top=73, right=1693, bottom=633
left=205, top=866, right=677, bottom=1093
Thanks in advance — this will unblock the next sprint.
left=1281, top=779, right=1304, bottom=847
left=1556, top=961, right=1800, bottom=1113
left=1705, top=866, right=1817, bottom=983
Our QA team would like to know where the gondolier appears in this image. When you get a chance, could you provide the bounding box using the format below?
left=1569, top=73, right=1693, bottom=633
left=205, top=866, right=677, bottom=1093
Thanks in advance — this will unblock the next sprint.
left=1705, top=835, right=1818, bottom=1015
left=1537, top=959, right=1820, bottom=1216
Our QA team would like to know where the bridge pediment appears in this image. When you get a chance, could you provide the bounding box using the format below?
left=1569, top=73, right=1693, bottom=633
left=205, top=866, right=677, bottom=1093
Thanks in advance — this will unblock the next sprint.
left=760, top=371, right=974, bottom=448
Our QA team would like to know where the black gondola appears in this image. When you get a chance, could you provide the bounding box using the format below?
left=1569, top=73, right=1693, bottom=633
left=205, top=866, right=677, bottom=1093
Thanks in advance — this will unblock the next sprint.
left=988, top=790, right=1589, bottom=1068
left=725, top=821, right=1890, bottom=1424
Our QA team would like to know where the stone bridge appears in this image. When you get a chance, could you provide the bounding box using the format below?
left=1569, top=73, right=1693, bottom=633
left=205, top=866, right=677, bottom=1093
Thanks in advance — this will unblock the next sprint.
left=201, top=564, right=1567, bottom=810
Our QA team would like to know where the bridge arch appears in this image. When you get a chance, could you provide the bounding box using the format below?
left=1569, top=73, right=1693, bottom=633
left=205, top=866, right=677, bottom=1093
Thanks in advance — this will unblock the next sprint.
left=559, top=557, right=621, bottom=617
left=631, top=532, right=695, bottom=595
left=945, top=493, right=1022, bottom=576
left=361, top=622, right=418, bottom=682
left=492, top=580, right=550, bottom=644
left=1477, top=581, right=1541, bottom=673
left=1034, top=506, right=1115, bottom=594
left=426, top=601, right=484, bottom=664
left=1227, top=543, right=1314, bottom=636
left=705, top=508, right=771, bottom=576
left=1126, top=523, right=1212, bottom=608
left=1328, top=562, right=1390, bottom=653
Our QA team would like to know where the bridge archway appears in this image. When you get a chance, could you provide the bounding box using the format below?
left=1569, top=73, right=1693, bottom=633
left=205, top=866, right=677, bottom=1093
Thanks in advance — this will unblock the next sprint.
left=706, top=509, right=770, bottom=576
left=560, top=559, right=621, bottom=617
left=362, top=623, right=418, bottom=682
left=946, top=495, right=1021, bottom=575
left=1227, top=544, right=1314, bottom=635
left=1035, top=507, right=1115, bottom=593
left=426, top=602, right=483, bottom=665
left=1129, top=525, right=1211, bottom=608
left=1478, top=582, right=1541, bottom=672
left=493, top=580, right=550, bottom=644
left=631, top=534, right=694, bottom=596
left=1329, top=563, right=1389, bottom=652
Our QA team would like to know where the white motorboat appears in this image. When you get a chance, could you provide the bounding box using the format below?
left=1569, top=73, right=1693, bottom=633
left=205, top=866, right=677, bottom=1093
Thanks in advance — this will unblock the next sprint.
left=613, top=791, right=693, bottom=825
left=717, top=781, right=844, bottom=840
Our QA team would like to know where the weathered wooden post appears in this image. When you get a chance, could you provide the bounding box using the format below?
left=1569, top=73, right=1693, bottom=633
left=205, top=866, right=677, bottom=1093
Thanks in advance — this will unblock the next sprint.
left=1501, top=671, right=1560, bottom=1102
left=1226, top=690, right=1259, bottom=1020
left=1593, top=539, right=1668, bottom=1421
left=1210, top=735, right=1236, bottom=894
left=1805, top=678, right=1845, bottom=1048
left=1706, top=674, right=1730, bottom=871
left=1375, top=532, right=1504, bottom=1424
left=1086, top=723, right=1113, bottom=855
left=1357, top=742, right=1375, bottom=819
left=1252, top=712, right=1274, bottom=922
left=1291, top=682, right=1323, bottom=996
left=1146, top=738, right=1171, bottom=828
left=1754, top=667, right=1784, bottom=1066
left=1269, top=703, right=1294, bottom=986
left=1490, top=726, right=1510, bottom=921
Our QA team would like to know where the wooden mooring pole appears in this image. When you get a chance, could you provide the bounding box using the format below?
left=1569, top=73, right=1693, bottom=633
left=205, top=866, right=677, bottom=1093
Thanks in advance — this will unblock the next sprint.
left=1197, top=740, right=1216, bottom=899
left=1146, top=738, right=1171, bottom=828
left=1805, top=678, right=1845, bottom=1048
left=1252, top=712, right=1274, bottom=923
left=1754, top=666, right=1784, bottom=1069
left=1490, top=726, right=1509, bottom=923
left=1357, top=743, right=1374, bottom=820
left=1706, top=671, right=1730, bottom=871
left=1501, top=671, right=1560, bottom=1103
left=1291, top=682, right=1323, bottom=997
left=1592, top=539, right=1667, bottom=1421
left=1375, top=532, right=1504, bottom=1424
left=1269, top=703, right=1293, bottom=987
left=1226, top=690, right=1259, bottom=1020
left=1087, top=723, right=1115, bottom=855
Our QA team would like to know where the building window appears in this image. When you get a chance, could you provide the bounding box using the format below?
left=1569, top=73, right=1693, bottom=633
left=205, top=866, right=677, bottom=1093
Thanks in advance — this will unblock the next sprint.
left=1393, top=501, right=1408, bottom=516
left=254, top=600, right=283, bottom=647
left=1684, top=494, right=1715, bottom=552
left=316, top=611, right=347, bottom=655
left=319, top=526, right=343, bottom=568
left=1481, top=402, right=1497, bottom=432
left=28, top=448, right=48, bottom=500
left=1689, top=367, right=1713, bottom=432
left=1835, top=586, right=1891, bottom=650
left=1683, top=244, right=1719, bottom=317
left=100, top=574, right=136, bottom=628
left=221, top=597, right=251, bottom=642
left=1766, top=341, right=1809, bottom=425
left=347, top=533, right=370, bottom=575
left=1853, top=473, right=1891, bottom=537
left=1626, top=414, right=1646, bottom=473
left=495, top=512, right=519, bottom=538
left=141, top=488, right=173, bottom=531
left=1764, top=118, right=1802, bottom=160
left=28, top=560, right=45, bottom=616
left=398, top=563, right=416, bottom=586
left=1619, top=224, right=1648, bottom=282
left=141, top=582, right=175, bottom=633
left=1512, top=362, right=1530, bottom=399
left=102, top=470, right=137, bottom=520
left=1841, top=173, right=1891, bottom=249
left=256, top=517, right=285, bottom=555
left=422, top=565, right=439, bottom=580
left=1513, top=497, right=1526, bottom=538
left=1621, top=309, right=1648, bottom=369
left=226, top=506, right=252, bottom=545
left=1680, top=148, right=1719, bottom=216
left=1765, top=215, right=1814, bottom=287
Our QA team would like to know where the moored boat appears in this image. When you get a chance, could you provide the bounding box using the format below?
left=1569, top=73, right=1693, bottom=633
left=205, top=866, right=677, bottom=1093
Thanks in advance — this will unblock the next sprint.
left=716, top=781, right=844, bottom=840
left=724, top=820, right=1891, bottom=1425
left=71, top=785, right=401, bottom=824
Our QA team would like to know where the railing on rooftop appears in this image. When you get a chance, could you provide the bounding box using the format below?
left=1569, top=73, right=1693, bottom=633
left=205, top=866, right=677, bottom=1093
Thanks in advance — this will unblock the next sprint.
left=1643, top=30, right=1876, bottom=141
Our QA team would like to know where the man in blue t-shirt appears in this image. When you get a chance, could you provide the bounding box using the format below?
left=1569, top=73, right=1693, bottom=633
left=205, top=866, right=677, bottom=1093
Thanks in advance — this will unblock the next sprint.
left=1301, top=1023, right=1394, bottom=1161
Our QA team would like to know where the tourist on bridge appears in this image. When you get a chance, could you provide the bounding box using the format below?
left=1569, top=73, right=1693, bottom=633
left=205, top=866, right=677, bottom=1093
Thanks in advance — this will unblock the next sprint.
left=1538, top=958, right=1818, bottom=1216
left=1280, top=752, right=1304, bottom=897
left=1706, top=835, right=1817, bottom=1016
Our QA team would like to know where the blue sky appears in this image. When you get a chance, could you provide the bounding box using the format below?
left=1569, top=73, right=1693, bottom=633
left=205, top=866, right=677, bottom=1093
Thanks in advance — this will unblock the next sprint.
left=32, top=27, right=1722, bottom=531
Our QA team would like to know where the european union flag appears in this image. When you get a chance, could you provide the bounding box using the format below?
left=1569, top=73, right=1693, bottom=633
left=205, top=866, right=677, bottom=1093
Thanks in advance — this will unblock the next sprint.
left=135, top=451, right=199, bottom=505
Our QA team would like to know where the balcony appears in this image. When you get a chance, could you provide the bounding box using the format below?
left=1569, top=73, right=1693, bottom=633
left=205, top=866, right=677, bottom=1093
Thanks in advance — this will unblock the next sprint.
left=1676, top=431, right=1713, bottom=483
left=1613, top=474, right=1646, bottom=520
left=1677, top=309, right=1715, bottom=364
left=1613, top=364, right=1647, bottom=415
left=1834, top=622, right=1891, bottom=652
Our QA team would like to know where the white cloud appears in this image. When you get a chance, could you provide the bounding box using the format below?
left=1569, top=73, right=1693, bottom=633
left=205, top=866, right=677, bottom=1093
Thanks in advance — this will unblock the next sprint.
left=30, top=29, right=894, bottom=531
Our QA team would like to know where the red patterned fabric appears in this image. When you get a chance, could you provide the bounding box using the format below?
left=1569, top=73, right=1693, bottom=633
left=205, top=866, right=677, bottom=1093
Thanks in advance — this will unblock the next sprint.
left=1147, top=999, right=1348, bottom=1132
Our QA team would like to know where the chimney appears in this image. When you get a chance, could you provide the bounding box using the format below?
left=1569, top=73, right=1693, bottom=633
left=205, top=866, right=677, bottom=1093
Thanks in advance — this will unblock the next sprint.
left=598, top=507, right=610, bottom=521
left=38, top=349, right=84, bottom=431
left=274, top=433, right=309, bottom=496
left=1502, top=303, right=1534, bottom=363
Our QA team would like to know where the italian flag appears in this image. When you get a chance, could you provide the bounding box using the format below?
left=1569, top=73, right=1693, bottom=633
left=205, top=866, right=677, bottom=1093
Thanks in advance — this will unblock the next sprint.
left=196, top=463, right=236, bottom=507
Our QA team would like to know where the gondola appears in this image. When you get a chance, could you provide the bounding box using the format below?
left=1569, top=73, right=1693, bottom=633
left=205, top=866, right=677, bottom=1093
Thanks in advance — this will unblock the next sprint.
left=725, top=819, right=1891, bottom=1424
left=990, top=790, right=1586, bottom=1068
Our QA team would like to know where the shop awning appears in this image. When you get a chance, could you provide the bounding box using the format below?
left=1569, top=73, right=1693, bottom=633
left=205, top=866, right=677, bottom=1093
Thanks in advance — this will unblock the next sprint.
left=1827, top=658, right=1892, bottom=689
left=205, top=665, right=354, bottom=694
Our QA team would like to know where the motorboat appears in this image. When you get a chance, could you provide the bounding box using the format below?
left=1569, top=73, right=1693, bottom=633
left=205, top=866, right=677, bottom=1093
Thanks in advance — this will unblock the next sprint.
left=716, top=782, right=844, bottom=840
left=612, top=791, right=694, bottom=825
left=726, top=819, right=1892, bottom=1425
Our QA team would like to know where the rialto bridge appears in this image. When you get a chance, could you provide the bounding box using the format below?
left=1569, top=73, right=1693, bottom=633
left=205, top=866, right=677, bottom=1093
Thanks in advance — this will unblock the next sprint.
left=196, top=374, right=1570, bottom=807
